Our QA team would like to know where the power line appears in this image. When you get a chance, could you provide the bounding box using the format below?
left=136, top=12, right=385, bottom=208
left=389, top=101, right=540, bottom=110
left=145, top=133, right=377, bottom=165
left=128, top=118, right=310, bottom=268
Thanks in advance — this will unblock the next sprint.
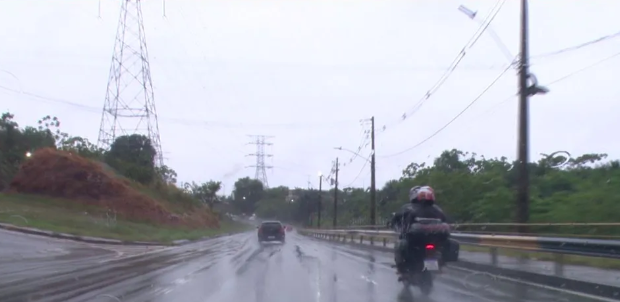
left=532, top=30, right=620, bottom=60
left=373, top=5, right=616, bottom=139
left=374, top=0, right=508, bottom=135
left=0, top=86, right=358, bottom=129
left=344, top=155, right=371, bottom=187
left=380, top=63, right=514, bottom=158
left=546, top=50, right=620, bottom=85
left=472, top=50, right=620, bottom=119
left=321, top=118, right=372, bottom=185
left=379, top=50, right=620, bottom=160
left=341, top=119, right=372, bottom=167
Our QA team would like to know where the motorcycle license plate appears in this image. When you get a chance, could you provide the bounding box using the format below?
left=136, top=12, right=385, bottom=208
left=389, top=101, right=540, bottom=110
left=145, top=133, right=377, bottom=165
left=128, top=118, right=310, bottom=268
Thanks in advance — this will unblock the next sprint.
left=268, top=236, right=275, bottom=239
left=424, top=259, right=439, bottom=271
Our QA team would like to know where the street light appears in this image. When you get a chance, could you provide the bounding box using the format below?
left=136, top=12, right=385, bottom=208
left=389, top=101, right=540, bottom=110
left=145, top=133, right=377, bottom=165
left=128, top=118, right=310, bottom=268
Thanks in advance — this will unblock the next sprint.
left=457, top=4, right=514, bottom=63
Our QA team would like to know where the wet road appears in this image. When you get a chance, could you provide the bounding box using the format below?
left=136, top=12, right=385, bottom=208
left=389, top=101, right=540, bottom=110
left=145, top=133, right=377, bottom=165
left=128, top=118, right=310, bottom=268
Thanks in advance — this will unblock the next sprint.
left=0, top=229, right=605, bottom=302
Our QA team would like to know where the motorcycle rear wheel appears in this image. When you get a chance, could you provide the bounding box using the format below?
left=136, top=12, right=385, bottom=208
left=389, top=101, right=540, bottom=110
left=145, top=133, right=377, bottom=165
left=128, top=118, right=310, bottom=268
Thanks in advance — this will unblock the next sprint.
left=418, top=270, right=434, bottom=296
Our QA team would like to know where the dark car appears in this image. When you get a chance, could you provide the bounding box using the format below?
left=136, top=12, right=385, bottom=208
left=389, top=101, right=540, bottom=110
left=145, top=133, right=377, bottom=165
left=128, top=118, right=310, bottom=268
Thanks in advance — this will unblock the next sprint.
left=258, top=221, right=285, bottom=243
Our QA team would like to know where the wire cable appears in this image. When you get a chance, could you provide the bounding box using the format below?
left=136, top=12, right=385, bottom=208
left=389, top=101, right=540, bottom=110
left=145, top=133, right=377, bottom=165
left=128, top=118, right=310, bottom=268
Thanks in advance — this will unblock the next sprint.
left=342, top=120, right=372, bottom=166
left=376, top=0, right=507, bottom=135
left=532, top=30, right=620, bottom=60
left=0, top=85, right=360, bottom=128
left=379, top=50, right=620, bottom=160
left=545, top=50, right=620, bottom=85
left=343, top=158, right=370, bottom=188
left=325, top=118, right=373, bottom=184
left=379, top=63, right=514, bottom=158
left=468, top=50, right=620, bottom=120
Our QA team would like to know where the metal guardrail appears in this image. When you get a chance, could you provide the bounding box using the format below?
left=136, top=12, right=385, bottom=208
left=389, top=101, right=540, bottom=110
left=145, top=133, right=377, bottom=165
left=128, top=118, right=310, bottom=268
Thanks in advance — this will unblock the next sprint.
left=336, top=222, right=620, bottom=229
left=330, top=222, right=620, bottom=239
left=303, top=228, right=620, bottom=259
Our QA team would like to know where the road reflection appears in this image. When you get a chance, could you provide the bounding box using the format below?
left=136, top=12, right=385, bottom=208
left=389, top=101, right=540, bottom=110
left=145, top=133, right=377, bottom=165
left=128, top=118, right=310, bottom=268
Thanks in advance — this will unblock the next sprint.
left=367, top=253, right=376, bottom=302
left=330, top=248, right=338, bottom=302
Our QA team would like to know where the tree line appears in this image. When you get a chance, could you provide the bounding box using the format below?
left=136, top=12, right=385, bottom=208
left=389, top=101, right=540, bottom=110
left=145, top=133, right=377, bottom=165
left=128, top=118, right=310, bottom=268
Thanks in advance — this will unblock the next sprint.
left=226, top=149, right=620, bottom=236
left=0, top=112, right=222, bottom=209
left=3, top=111, right=618, bottom=235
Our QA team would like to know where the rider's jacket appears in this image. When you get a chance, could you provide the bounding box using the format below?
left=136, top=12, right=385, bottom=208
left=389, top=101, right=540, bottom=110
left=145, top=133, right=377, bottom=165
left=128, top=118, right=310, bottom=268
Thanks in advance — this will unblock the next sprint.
left=392, top=202, right=446, bottom=228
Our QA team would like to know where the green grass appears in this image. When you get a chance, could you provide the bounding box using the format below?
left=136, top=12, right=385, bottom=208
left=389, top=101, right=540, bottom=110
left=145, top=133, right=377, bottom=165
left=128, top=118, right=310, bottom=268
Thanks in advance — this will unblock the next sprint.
left=461, top=245, right=620, bottom=270
left=0, top=193, right=252, bottom=244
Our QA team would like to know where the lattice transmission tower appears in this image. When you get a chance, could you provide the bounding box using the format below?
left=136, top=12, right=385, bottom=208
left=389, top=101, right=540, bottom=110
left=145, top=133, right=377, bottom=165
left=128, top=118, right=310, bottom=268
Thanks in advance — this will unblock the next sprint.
left=97, top=0, right=164, bottom=167
left=246, top=135, right=274, bottom=188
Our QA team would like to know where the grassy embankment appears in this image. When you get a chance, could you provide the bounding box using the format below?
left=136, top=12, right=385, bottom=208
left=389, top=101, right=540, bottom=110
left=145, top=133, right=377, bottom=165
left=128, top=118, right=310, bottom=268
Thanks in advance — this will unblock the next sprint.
left=0, top=148, right=253, bottom=244
left=0, top=192, right=252, bottom=244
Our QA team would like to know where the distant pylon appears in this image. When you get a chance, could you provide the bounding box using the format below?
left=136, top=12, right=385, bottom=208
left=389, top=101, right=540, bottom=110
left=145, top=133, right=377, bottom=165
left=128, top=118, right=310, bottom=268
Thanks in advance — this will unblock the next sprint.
left=245, top=135, right=274, bottom=188
left=97, top=0, right=164, bottom=167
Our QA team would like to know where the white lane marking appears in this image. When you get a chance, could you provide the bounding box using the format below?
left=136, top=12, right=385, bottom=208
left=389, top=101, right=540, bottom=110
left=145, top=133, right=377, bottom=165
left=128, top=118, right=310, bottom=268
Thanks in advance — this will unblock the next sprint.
left=360, top=275, right=378, bottom=285
left=315, top=260, right=322, bottom=302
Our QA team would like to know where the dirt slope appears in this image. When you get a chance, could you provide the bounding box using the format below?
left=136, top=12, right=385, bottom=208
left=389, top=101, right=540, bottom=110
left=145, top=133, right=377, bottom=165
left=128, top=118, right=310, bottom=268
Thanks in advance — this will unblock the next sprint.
left=8, top=148, right=217, bottom=227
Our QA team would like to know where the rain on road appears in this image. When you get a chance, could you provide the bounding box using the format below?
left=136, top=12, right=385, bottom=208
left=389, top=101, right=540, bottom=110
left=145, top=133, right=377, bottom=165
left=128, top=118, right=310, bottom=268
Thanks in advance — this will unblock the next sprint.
left=0, top=229, right=602, bottom=302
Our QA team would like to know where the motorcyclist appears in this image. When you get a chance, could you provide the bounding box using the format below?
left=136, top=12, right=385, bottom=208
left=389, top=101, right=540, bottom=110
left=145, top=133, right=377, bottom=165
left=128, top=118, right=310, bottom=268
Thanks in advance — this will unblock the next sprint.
left=391, top=185, right=449, bottom=275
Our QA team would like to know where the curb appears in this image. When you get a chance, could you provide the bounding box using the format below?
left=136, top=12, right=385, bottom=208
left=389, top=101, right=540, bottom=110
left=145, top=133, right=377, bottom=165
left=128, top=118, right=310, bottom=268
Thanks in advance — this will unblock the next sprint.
left=301, top=232, right=620, bottom=301
left=0, top=222, right=242, bottom=247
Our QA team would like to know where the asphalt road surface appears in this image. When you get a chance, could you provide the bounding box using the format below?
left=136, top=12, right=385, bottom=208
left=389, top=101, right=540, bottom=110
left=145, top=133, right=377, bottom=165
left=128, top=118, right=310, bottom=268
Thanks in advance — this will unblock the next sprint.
left=0, top=229, right=605, bottom=302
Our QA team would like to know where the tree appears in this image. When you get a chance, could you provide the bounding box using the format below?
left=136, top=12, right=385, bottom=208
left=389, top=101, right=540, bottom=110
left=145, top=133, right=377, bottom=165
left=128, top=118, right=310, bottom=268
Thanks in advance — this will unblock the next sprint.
left=105, top=134, right=156, bottom=184
left=155, top=165, right=178, bottom=184
left=231, top=177, right=264, bottom=215
left=58, top=136, right=104, bottom=160
left=0, top=113, right=59, bottom=189
left=183, top=180, right=222, bottom=209
left=228, top=149, right=620, bottom=236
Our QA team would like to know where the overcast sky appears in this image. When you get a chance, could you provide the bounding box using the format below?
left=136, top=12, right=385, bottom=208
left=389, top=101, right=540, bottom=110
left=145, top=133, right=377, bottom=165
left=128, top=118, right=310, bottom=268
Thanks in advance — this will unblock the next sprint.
left=1, top=0, right=618, bottom=194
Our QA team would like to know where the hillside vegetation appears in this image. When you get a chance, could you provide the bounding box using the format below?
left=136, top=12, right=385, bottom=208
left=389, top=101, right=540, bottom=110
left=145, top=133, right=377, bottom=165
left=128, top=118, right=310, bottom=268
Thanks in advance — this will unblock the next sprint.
left=0, top=112, right=242, bottom=242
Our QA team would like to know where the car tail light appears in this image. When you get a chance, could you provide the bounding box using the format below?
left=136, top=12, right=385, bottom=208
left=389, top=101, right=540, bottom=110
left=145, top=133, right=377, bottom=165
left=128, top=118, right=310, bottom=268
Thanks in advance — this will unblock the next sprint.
left=425, top=244, right=435, bottom=250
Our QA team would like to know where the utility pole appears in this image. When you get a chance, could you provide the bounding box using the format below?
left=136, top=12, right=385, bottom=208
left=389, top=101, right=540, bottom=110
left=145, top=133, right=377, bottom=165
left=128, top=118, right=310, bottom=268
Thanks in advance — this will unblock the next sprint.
left=318, top=174, right=323, bottom=229
left=516, top=0, right=530, bottom=234
left=333, top=158, right=339, bottom=228
left=370, top=116, right=377, bottom=226
left=516, top=0, right=548, bottom=234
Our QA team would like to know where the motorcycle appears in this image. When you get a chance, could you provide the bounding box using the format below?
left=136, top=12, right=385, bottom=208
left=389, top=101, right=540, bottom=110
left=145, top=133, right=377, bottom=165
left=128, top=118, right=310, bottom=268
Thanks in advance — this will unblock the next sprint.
left=392, top=217, right=449, bottom=296
left=397, top=242, right=441, bottom=295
